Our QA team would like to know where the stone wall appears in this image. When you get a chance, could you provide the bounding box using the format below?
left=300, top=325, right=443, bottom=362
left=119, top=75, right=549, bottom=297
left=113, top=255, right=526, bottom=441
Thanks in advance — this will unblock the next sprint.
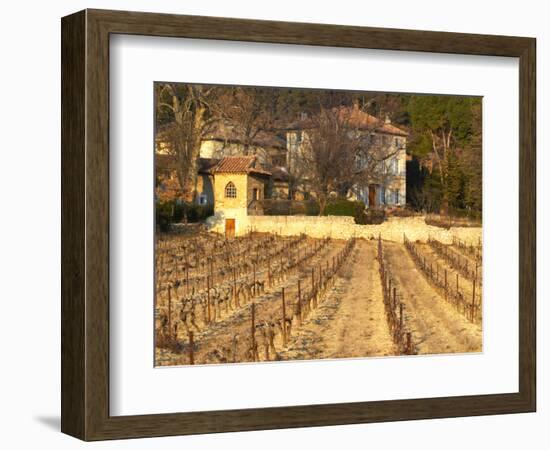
left=209, top=214, right=481, bottom=245
left=213, top=173, right=248, bottom=211
left=207, top=208, right=250, bottom=236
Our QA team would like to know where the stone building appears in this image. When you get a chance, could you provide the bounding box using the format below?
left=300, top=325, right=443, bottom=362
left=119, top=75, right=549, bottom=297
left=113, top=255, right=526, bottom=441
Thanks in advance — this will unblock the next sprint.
left=209, top=156, right=271, bottom=237
left=200, top=122, right=287, bottom=167
left=285, top=104, right=408, bottom=208
left=155, top=122, right=289, bottom=205
left=155, top=103, right=408, bottom=236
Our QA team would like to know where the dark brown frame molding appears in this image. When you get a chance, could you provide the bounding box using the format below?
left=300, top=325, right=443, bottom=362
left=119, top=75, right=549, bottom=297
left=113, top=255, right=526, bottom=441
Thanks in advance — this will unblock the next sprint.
left=61, top=9, right=536, bottom=441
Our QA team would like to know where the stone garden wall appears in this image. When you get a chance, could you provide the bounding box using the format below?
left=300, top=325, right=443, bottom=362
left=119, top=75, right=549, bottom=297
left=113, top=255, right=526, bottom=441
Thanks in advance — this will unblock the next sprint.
left=243, top=215, right=481, bottom=244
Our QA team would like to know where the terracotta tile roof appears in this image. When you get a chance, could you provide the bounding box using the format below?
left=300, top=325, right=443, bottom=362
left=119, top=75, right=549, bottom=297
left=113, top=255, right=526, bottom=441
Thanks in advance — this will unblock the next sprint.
left=212, top=156, right=255, bottom=173
left=287, top=105, right=409, bottom=137
left=212, top=156, right=271, bottom=176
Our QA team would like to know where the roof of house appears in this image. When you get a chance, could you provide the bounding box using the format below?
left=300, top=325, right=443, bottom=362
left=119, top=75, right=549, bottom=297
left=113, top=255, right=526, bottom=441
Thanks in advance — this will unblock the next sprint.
left=203, top=122, right=287, bottom=149
left=156, top=121, right=287, bottom=149
left=212, top=156, right=271, bottom=176
left=287, top=105, right=409, bottom=137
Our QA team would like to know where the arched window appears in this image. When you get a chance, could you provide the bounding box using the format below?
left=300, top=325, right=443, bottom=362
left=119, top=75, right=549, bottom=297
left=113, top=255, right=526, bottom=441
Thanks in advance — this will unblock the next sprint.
left=225, top=182, right=237, bottom=198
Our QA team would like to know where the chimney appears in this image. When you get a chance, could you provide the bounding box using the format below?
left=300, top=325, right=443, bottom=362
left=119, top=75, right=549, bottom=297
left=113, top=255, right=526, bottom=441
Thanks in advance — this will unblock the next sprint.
left=384, top=115, right=391, bottom=124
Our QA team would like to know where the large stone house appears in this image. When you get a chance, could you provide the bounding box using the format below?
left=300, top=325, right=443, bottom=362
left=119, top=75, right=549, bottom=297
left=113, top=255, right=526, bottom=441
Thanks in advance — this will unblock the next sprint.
left=285, top=104, right=408, bottom=208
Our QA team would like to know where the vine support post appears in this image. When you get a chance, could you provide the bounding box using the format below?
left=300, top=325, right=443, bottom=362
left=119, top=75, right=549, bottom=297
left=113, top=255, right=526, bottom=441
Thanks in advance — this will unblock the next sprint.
left=253, top=264, right=256, bottom=296
left=207, top=276, right=211, bottom=323
left=168, top=285, right=172, bottom=335
left=251, top=302, right=256, bottom=362
left=188, top=331, right=194, bottom=365
left=444, top=269, right=448, bottom=301
left=472, top=270, right=477, bottom=322
left=297, top=279, right=302, bottom=322
left=281, top=288, right=287, bottom=346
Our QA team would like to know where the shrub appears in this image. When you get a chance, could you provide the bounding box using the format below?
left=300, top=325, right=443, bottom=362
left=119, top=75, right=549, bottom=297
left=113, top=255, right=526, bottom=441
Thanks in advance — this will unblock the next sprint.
left=449, top=207, right=482, bottom=222
left=323, top=199, right=376, bottom=224
left=260, top=200, right=319, bottom=216
left=357, top=208, right=386, bottom=225
left=355, top=208, right=386, bottom=225
left=156, top=201, right=174, bottom=232
left=304, top=201, right=321, bottom=216
left=387, top=206, right=418, bottom=218
left=155, top=200, right=214, bottom=231
left=294, top=201, right=320, bottom=216
left=425, top=213, right=481, bottom=229
left=324, top=199, right=359, bottom=217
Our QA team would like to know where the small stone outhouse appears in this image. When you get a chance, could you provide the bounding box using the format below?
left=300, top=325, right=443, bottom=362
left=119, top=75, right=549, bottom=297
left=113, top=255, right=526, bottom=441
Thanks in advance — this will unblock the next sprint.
left=211, top=156, right=271, bottom=237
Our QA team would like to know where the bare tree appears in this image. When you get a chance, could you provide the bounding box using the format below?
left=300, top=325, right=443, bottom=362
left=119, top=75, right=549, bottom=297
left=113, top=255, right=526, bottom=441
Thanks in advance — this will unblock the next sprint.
left=156, top=83, right=222, bottom=201
left=296, top=104, right=398, bottom=214
left=217, top=87, right=280, bottom=156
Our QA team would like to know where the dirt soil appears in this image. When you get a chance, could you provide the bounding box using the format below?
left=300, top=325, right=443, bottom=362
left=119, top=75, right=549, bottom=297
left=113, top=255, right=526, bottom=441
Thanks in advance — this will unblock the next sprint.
left=418, top=243, right=480, bottom=306
left=156, top=240, right=348, bottom=365
left=156, top=236, right=483, bottom=366
left=283, top=240, right=396, bottom=360
left=384, top=241, right=482, bottom=355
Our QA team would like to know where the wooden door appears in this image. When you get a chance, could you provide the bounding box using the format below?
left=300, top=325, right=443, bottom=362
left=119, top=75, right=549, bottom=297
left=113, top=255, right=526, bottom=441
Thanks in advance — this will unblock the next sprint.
left=368, top=185, right=376, bottom=207
left=225, top=219, right=235, bottom=238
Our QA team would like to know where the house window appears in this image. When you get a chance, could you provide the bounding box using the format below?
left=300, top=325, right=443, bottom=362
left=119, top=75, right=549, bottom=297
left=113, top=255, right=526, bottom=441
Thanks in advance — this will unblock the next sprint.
left=390, top=158, right=398, bottom=175
left=225, top=182, right=237, bottom=198
left=394, top=189, right=399, bottom=205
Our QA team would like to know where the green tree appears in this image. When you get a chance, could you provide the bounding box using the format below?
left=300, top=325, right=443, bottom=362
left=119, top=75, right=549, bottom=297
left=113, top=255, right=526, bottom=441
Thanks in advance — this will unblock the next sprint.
left=407, top=95, right=480, bottom=214
left=462, top=99, right=482, bottom=213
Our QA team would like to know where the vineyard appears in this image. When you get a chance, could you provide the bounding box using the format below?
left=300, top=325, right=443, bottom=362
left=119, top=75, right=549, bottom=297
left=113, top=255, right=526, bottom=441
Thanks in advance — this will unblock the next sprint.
left=155, top=231, right=483, bottom=366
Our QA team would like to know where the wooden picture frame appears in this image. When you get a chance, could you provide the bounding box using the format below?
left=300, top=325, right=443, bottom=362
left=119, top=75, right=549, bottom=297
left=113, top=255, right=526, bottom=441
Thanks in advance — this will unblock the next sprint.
left=61, top=8, right=536, bottom=441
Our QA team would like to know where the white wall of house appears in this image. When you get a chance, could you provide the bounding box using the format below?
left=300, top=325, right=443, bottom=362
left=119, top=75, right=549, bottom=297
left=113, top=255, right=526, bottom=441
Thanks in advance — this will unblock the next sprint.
left=200, top=139, right=284, bottom=166
left=289, top=129, right=407, bottom=207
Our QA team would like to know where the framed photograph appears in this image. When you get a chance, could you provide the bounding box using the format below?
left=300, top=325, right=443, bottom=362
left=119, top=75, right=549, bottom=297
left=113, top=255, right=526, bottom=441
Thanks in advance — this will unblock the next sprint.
left=61, top=9, right=536, bottom=441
